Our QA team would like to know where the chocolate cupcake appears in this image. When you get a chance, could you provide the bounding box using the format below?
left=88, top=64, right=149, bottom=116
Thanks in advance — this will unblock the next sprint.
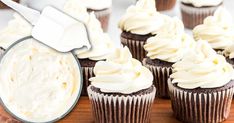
left=143, top=17, right=195, bottom=98
left=87, top=47, right=156, bottom=123
left=169, top=41, right=234, bottom=123
left=193, top=7, right=234, bottom=52
left=0, top=13, right=32, bottom=54
left=180, top=0, right=223, bottom=29
left=0, top=0, right=19, bottom=9
left=156, top=0, right=176, bottom=11
left=76, top=0, right=112, bottom=32
left=119, top=0, right=168, bottom=61
left=74, top=13, right=114, bottom=96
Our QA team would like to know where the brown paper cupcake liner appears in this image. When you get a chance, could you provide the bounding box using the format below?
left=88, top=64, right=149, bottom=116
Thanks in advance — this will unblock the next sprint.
left=81, top=66, right=94, bottom=96
left=88, top=8, right=111, bottom=32
left=180, top=3, right=221, bottom=29
left=143, top=58, right=172, bottom=98
left=0, top=0, right=19, bottom=9
left=121, top=36, right=146, bottom=61
left=87, top=86, right=156, bottom=123
left=168, top=79, right=234, bottom=123
left=156, top=0, right=176, bottom=11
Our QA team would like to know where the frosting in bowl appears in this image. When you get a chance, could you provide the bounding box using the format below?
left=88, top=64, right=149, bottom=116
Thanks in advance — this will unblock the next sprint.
left=0, top=38, right=81, bottom=122
left=118, top=0, right=167, bottom=35
left=89, top=47, right=153, bottom=94
left=180, top=0, right=223, bottom=7
left=144, top=17, right=195, bottom=62
left=77, top=0, right=112, bottom=10
left=193, top=7, right=234, bottom=50
left=171, top=40, right=234, bottom=89
left=74, top=12, right=114, bottom=61
left=0, top=13, right=32, bottom=49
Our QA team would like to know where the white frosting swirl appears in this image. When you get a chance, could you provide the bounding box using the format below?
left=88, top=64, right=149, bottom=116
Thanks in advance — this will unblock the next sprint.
left=193, top=7, right=234, bottom=50
left=63, top=1, right=114, bottom=61
left=89, top=47, right=153, bottom=94
left=74, top=13, right=114, bottom=61
left=0, top=13, right=32, bottom=49
left=171, top=41, right=234, bottom=89
left=77, top=0, right=112, bottom=10
left=0, top=38, right=81, bottom=122
left=144, top=17, right=195, bottom=62
left=63, top=0, right=90, bottom=23
left=181, top=0, right=223, bottom=7
left=118, top=0, right=166, bottom=35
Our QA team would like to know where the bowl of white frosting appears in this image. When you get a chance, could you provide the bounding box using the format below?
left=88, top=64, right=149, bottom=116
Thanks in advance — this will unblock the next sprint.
left=0, top=36, right=82, bottom=123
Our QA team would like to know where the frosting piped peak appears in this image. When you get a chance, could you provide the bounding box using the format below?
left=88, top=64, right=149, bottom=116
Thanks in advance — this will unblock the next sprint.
left=171, top=40, right=234, bottom=89
left=193, top=7, right=234, bottom=50
left=144, top=17, right=195, bottom=62
left=118, top=0, right=166, bottom=35
left=74, top=12, right=114, bottom=61
left=90, top=47, right=153, bottom=94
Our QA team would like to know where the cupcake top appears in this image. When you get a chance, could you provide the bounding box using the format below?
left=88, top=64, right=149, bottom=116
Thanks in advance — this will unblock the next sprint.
left=63, top=0, right=90, bottom=23
left=74, top=12, right=114, bottom=61
left=180, top=0, right=223, bottom=7
left=193, top=7, right=234, bottom=50
left=171, top=41, right=234, bottom=89
left=0, top=38, right=81, bottom=122
left=0, top=13, right=32, bottom=49
left=64, top=1, right=114, bottom=61
left=224, top=44, right=234, bottom=59
left=77, top=0, right=112, bottom=10
left=89, top=47, right=153, bottom=94
left=118, top=0, right=166, bottom=35
left=144, top=17, right=195, bottom=63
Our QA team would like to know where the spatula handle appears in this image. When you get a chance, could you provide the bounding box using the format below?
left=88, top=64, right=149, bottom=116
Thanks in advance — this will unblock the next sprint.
left=1, top=0, right=40, bottom=25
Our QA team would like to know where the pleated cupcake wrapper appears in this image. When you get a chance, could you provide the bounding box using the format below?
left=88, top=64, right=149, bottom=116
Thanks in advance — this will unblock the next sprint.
left=81, top=66, right=94, bottom=96
left=180, top=3, right=221, bottom=29
left=168, top=79, right=234, bottom=123
left=143, top=59, right=172, bottom=98
left=156, top=0, right=176, bottom=11
left=89, top=8, right=111, bottom=32
left=87, top=86, right=156, bottom=123
left=121, top=36, right=146, bottom=61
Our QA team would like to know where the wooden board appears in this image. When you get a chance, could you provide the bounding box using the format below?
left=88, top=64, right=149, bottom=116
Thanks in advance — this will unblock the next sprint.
left=1, top=97, right=234, bottom=123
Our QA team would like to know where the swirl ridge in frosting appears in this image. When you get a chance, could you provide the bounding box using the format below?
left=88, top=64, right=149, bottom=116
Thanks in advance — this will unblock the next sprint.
left=193, top=7, right=234, bottom=50
left=171, top=40, right=234, bottom=89
left=89, top=47, right=153, bottom=94
left=64, top=1, right=114, bottom=61
left=118, top=0, right=167, bottom=35
left=144, top=17, right=195, bottom=62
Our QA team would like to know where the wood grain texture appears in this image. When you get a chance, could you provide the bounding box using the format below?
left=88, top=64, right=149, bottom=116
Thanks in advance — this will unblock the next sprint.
left=0, top=97, right=234, bottom=123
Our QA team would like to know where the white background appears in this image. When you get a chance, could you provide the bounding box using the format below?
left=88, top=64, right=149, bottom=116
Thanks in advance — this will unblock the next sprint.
left=0, top=0, right=234, bottom=45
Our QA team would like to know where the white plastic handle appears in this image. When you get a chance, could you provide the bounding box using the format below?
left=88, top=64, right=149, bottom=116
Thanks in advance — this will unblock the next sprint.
left=1, top=0, right=40, bottom=25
